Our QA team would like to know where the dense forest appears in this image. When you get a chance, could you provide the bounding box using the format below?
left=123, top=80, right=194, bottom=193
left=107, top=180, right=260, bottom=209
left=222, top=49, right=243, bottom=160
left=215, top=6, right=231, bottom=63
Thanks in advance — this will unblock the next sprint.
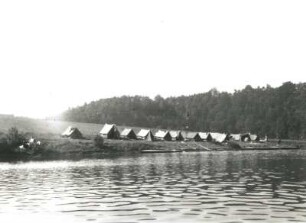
left=62, top=82, right=306, bottom=139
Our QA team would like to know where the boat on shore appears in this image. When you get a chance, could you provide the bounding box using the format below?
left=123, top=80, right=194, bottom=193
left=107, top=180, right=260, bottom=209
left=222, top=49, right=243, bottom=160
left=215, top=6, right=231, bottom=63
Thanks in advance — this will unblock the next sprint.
left=243, top=145, right=300, bottom=150
left=141, top=144, right=300, bottom=153
left=141, top=149, right=182, bottom=153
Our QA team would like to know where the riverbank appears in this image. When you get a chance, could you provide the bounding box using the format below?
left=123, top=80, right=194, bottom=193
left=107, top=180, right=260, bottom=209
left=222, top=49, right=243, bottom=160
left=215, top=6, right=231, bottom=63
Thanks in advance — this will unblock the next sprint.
left=0, top=135, right=301, bottom=162
left=0, top=116, right=303, bottom=161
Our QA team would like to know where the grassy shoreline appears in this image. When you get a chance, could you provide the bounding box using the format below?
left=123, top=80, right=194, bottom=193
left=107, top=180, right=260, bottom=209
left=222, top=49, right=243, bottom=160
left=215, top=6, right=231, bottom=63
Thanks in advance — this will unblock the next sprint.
left=0, top=135, right=301, bottom=162
left=0, top=116, right=303, bottom=161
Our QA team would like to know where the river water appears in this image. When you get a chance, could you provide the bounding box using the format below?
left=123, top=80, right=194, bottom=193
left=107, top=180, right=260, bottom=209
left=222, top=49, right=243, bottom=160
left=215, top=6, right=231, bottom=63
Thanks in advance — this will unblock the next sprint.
left=0, top=150, right=306, bottom=223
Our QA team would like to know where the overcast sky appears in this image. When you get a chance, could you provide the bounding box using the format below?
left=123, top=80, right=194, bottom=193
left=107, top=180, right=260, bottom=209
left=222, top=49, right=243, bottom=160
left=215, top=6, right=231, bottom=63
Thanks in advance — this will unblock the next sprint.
left=1, top=0, right=306, bottom=118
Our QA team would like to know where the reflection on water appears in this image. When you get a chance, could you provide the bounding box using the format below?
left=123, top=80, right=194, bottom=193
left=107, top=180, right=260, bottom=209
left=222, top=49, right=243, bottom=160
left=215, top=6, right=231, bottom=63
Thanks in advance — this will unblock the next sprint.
left=1, top=150, right=306, bottom=222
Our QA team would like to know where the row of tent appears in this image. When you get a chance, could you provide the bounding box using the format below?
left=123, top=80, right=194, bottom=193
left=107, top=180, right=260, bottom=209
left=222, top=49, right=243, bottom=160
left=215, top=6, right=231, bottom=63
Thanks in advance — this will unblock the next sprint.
left=99, top=124, right=226, bottom=142
left=62, top=124, right=263, bottom=143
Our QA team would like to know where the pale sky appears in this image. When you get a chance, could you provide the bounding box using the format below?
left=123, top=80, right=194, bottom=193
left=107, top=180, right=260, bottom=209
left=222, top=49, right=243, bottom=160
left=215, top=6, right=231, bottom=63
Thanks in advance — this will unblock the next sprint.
left=0, top=0, right=306, bottom=118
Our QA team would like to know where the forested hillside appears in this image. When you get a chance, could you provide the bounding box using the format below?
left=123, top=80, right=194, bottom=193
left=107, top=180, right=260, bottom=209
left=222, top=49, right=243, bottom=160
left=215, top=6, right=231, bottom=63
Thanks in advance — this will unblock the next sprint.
left=62, top=82, right=306, bottom=139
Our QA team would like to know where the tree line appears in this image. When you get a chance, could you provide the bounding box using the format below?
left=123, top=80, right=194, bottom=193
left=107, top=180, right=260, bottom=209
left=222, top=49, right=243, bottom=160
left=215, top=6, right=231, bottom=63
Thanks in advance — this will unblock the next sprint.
left=61, top=82, right=306, bottom=139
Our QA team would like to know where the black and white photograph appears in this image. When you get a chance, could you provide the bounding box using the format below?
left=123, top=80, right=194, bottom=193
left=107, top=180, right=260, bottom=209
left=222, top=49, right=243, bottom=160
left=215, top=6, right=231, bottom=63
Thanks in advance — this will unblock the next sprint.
left=0, top=0, right=306, bottom=222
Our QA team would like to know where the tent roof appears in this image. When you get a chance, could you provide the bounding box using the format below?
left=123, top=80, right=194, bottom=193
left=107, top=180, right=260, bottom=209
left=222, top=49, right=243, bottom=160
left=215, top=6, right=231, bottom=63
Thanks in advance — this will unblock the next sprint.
left=155, top=130, right=169, bottom=138
left=62, top=126, right=74, bottom=135
left=250, top=134, right=259, bottom=141
left=198, top=132, right=210, bottom=139
left=100, top=124, right=116, bottom=134
left=137, top=129, right=152, bottom=137
left=62, top=126, right=73, bottom=136
left=230, top=134, right=241, bottom=141
left=62, top=126, right=82, bottom=137
left=169, top=130, right=181, bottom=138
left=211, top=132, right=228, bottom=143
left=186, top=132, right=199, bottom=139
left=121, top=128, right=134, bottom=136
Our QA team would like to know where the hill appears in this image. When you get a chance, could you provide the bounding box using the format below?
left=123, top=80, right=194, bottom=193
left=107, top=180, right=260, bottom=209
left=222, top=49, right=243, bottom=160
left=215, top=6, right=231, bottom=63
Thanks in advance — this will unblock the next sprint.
left=62, top=82, right=306, bottom=140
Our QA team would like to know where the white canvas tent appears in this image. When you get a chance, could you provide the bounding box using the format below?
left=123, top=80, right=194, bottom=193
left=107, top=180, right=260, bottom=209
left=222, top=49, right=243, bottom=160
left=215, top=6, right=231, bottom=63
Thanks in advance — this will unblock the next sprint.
left=169, top=131, right=184, bottom=141
left=100, top=124, right=120, bottom=139
left=185, top=132, right=201, bottom=141
left=210, top=132, right=229, bottom=143
left=198, top=132, right=212, bottom=141
left=250, top=134, right=260, bottom=141
left=61, top=126, right=83, bottom=139
left=230, top=134, right=241, bottom=141
left=154, top=130, right=171, bottom=141
left=137, top=129, right=154, bottom=141
left=230, top=133, right=251, bottom=142
left=120, top=128, right=137, bottom=139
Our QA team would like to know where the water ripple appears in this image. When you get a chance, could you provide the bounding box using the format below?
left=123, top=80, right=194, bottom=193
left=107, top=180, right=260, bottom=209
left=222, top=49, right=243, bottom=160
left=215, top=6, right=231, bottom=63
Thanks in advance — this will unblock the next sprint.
left=0, top=150, right=306, bottom=222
